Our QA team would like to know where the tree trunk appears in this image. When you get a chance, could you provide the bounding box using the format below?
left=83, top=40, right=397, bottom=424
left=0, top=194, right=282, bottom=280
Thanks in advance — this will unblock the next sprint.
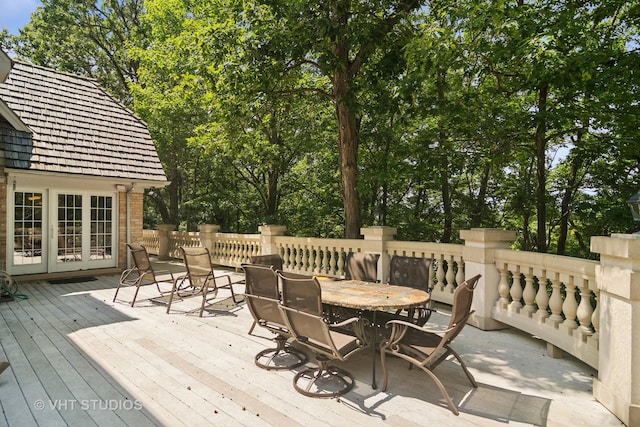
left=334, top=70, right=362, bottom=238
left=534, top=83, right=549, bottom=252
left=557, top=134, right=582, bottom=255
left=437, top=71, right=452, bottom=243
left=470, top=163, right=491, bottom=227
left=332, top=4, right=362, bottom=239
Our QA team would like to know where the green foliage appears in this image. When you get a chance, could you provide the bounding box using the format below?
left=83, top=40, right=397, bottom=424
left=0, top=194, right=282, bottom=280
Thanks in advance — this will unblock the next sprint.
left=3, top=0, right=639, bottom=257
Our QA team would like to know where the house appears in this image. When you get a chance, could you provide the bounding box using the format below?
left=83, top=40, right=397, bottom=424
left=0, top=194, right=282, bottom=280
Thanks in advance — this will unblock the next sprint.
left=0, top=49, right=168, bottom=277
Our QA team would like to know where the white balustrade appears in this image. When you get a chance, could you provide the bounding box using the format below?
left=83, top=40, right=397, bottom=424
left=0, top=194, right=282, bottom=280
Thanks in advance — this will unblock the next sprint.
left=491, top=249, right=599, bottom=368
left=147, top=226, right=600, bottom=369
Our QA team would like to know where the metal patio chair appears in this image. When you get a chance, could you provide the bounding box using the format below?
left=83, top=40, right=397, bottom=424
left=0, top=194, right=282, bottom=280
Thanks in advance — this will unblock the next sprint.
left=380, top=274, right=482, bottom=415
left=113, top=243, right=175, bottom=306
left=277, top=272, right=369, bottom=398
left=388, top=255, right=433, bottom=325
left=344, top=252, right=380, bottom=282
left=242, top=263, right=306, bottom=370
left=166, top=246, right=243, bottom=317
left=249, top=254, right=284, bottom=271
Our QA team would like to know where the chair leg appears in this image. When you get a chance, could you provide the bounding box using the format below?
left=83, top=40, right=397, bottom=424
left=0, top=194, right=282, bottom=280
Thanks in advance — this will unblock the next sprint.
left=254, top=335, right=307, bottom=370
left=131, top=285, right=142, bottom=307
left=248, top=321, right=257, bottom=335
left=292, top=355, right=354, bottom=398
left=166, top=280, right=178, bottom=314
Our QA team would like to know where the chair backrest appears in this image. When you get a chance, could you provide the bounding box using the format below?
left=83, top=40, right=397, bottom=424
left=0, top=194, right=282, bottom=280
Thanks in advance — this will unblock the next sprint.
left=127, top=243, right=153, bottom=274
left=249, top=254, right=283, bottom=271
left=389, top=256, right=432, bottom=291
left=242, top=263, right=285, bottom=329
left=278, top=274, right=331, bottom=347
left=180, top=247, right=213, bottom=288
left=444, top=274, right=482, bottom=343
left=243, top=263, right=279, bottom=299
left=345, top=252, right=380, bottom=282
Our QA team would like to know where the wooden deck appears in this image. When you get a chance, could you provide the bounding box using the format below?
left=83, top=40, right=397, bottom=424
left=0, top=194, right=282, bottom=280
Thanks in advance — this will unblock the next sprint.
left=0, top=261, right=623, bottom=426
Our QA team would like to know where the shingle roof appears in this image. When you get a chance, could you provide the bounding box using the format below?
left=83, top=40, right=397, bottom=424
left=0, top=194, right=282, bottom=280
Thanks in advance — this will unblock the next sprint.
left=0, top=61, right=167, bottom=182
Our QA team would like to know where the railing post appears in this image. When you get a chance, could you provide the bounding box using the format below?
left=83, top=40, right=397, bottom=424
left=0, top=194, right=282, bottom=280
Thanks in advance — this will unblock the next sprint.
left=591, top=233, right=640, bottom=426
left=460, top=228, right=516, bottom=330
left=199, top=224, right=221, bottom=253
left=361, top=226, right=397, bottom=283
left=259, top=224, right=287, bottom=256
left=157, top=224, right=176, bottom=261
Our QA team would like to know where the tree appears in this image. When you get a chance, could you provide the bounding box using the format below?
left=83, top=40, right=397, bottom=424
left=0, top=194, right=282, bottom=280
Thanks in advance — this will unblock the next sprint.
left=4, top=0, right=147, bottom=105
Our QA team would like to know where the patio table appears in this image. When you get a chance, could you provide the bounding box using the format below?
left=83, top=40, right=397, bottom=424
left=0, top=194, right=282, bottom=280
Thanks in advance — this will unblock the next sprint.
left=316, top=278, right=430, bottom=389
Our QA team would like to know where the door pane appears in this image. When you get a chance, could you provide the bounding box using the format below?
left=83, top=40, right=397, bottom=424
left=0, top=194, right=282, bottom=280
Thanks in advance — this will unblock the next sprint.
left=91, top=195, right=113, bottom=259
left=13, top=192, right=43, bottom=266
left=57, top=194, right=82, bottom=263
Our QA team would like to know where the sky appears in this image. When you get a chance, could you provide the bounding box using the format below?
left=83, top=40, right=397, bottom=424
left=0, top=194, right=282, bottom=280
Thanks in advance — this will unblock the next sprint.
left=0, top=0, right=41, bottom=35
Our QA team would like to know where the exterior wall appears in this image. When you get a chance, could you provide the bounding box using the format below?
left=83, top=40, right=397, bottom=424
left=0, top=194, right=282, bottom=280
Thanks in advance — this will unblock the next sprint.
left=129, top=192, right=144, bottom=252
left=117, top=191, right=144, bottom=271
left=118, top=190, right=126, bottom=270
left=0, top=175, right=6, bottom=268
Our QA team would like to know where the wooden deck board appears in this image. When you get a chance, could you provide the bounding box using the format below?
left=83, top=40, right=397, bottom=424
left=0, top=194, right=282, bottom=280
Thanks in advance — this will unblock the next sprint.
left=0, top=271, right=624, bottom=427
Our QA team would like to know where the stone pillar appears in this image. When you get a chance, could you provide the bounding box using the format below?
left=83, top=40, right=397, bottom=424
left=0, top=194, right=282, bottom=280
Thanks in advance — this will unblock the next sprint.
left=460, top=228, right=516, bottom=330
left=591, top=233, right=640, bottom=426
left=199, top=224, right=221, bottom=252
left=157, top=224, right=175, bottom=261
left=361, top=226, right=397, bottom=282
left=258, top=225, right=287, bottom=256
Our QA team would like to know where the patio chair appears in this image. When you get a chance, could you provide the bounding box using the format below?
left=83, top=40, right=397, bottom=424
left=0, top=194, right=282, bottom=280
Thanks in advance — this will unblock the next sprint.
left=166, top=246, right=243, bottom=317
left=277, top=272, right=369, bottom=398
left=380, top=274, right=481, bottom=415
left=249, top=254, right=284, bottom=271
left=246, top=253, right=284, bottom=334
left=388, top=256, right=433, bottom=325
left=113, top=243, right=175, bottom=306
left=344, top=252, right=380, bottom=282
left=242, top=264, right=307, bottom=370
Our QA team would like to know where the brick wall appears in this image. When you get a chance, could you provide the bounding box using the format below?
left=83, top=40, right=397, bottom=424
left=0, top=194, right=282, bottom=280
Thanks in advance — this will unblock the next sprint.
left=118, top=191, right=144, bottom=270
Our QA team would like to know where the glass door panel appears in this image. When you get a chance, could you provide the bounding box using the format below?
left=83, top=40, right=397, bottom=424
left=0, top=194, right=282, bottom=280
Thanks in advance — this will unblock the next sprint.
left=57, top=194, right=83, bottom=263
left=13, top=192, right=44, bottom=269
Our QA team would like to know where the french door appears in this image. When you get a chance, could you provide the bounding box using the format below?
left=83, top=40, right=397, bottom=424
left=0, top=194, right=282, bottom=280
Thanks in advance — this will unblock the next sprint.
left=10, top=190, right=117, bottom=274
left=52, top=193, right=115, bottom=272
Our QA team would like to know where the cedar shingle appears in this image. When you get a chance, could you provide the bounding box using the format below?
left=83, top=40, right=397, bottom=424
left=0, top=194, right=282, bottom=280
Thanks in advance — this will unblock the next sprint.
left=0, top=61, right=167, bottom=182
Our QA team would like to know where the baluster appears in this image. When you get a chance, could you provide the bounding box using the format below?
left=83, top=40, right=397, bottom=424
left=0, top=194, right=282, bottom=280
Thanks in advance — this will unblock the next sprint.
left=436, top=255, right=446, bottom=292
left=535, top=273, right=550, bottom=320
left=337, top=250, right=345, bottom=277
left=509, top=267, right=523, bottom=312
left=548, top=273, right=563, bottom=325
left=522, top=268, right=537, bottom=316
left=445, top=256, right=456, bottom=292
left=497, top=263, right=510, bottom=308
left=562, top=276, right=579, bottom=331
left=591, top=291, right=599, bottom=341
left=283, top=244, right=291, bottom=270
left=455, top=257, right=464, bottom=287
left=314, top=247, right=322, bottom=275
left=428, top=253, right=435, bottom=291
left=297, top=244, right=304, bottom=272
left=576, top=279, right=594, bottom=335
left=301, top=245, right=309, bottom=272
